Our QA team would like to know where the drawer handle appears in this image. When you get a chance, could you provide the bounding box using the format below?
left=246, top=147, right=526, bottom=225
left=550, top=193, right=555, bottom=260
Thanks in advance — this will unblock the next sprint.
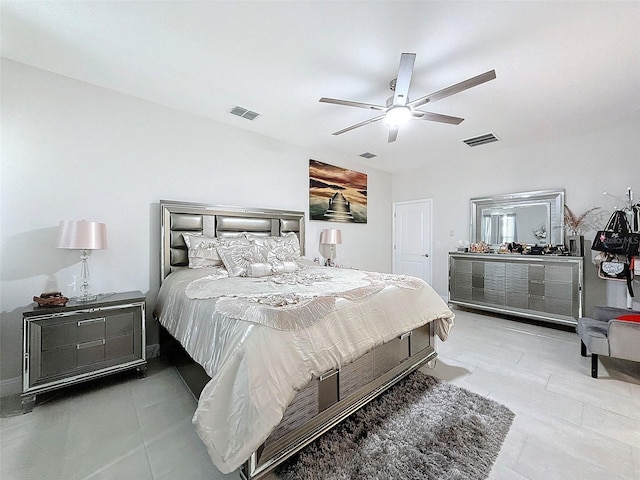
left=77, top=317, right=106, bottom=327
left=77, top=339, right=105, bottom=350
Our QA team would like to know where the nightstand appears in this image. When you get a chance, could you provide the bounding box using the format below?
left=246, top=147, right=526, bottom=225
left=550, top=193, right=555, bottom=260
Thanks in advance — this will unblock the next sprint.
left=21, top=291, right=147, bottom=413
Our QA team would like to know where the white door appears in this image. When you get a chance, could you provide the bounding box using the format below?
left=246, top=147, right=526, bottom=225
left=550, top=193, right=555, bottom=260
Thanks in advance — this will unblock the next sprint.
left=393, top=199, right=433, bottom=285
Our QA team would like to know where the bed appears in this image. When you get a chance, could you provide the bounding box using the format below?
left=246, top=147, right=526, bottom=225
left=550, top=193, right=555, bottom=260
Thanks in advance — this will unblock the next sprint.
left=153, top=200, right=454, bottom=479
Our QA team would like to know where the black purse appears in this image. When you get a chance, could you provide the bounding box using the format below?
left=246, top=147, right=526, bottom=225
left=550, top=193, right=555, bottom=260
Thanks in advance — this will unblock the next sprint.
left=597, top=255, right=632, bottom=281
left=591, top=210, right=640, bottom=256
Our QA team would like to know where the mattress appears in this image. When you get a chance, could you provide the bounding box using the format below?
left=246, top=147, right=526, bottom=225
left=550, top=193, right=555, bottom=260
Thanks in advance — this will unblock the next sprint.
left=155, top=265, right=454, bottom=473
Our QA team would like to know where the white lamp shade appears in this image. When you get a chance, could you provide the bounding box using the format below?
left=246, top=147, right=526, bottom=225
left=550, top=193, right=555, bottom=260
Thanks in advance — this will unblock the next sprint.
left=320, top=228, right=342, bottom=245
left=56, top=220, right=107, bottom=250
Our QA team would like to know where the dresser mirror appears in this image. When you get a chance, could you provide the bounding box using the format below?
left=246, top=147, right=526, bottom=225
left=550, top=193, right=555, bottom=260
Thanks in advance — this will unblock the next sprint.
left=470, top=189, right=565, bottom=247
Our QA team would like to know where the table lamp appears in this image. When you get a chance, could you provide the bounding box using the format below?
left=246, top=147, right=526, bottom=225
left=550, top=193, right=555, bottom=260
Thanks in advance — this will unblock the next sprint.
left=320, top=228, right=342, bottom=267
left=56, top=220, right=107, bottom=302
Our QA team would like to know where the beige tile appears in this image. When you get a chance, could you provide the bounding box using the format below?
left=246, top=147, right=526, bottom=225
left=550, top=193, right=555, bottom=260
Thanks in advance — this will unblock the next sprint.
left=633, top=446, right=640, bottom=478
left=61, top=429, right=149, bottom=480
left=0, top=461, right=66, bottom=480
left=0, top=393, right=71, bottom=443
left=517, top=348, right=590, bottom=379
left=514, top=435, right=629, bottom=480
left=80, top=447, right=153, bottom=480
left=156, top=449, right=235, bottom=480
left=135, top=390, right=197, bottom=442
left=0, top=420, right=69, bottom=477
left=482, top=374, right=584, bottom=426
left=546, top=373, right=640, bottom=421
left=144, top=417, right=211, bottom=479
left=130, top=363, right=189, bottom=410
left=581, top=403, right=640, bottom=448
left=504, top=403, right=635, bottom=479
left=488, top=462, right=530, bottom=480
left=64, top=394, right=141, bottom=457
left=466, top=356, right=552, bottom=389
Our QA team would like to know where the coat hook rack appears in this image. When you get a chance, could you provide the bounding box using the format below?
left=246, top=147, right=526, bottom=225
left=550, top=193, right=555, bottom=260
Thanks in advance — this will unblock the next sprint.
left=603, top=187, right=634, bottom=212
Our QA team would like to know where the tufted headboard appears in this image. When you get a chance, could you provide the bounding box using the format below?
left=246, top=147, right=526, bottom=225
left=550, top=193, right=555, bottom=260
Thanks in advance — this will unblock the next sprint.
left=159, top=200, right=305, bottom=282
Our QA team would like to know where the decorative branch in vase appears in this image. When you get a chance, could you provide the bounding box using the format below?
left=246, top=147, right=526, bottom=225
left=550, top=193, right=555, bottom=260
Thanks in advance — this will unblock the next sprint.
left=564, top=205, right=607, bottom=236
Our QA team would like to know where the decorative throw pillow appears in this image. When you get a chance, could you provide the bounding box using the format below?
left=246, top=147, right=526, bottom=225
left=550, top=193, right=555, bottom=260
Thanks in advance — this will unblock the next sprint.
left=616, top=314, right=640, bottom=323
left=270, top=260, right=298, bottom=274
left=244, top=260, right=299, bottom=278
left=246, top=232, right=301, bottom=263
left=245, top=262, right=274, bottom=278
left=217, top=244, right=268, bottom=277
left=182, top=233, right=248, bottom=268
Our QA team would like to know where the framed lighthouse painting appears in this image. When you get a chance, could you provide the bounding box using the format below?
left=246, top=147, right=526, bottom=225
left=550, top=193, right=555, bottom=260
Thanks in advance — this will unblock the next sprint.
left=309, top=159, right=367, bottom=223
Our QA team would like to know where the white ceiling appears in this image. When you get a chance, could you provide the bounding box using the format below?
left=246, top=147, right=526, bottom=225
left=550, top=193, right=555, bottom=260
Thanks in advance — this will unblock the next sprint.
left=2, top=1, right=639, bottom=173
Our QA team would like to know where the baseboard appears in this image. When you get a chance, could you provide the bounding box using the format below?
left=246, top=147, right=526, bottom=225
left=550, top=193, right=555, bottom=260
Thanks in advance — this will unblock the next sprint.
left=0, top=376, right=22, bottom=398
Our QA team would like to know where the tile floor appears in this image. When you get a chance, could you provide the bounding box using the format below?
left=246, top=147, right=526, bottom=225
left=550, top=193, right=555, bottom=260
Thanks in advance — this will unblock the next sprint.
left=1, top=308, right=639, bottom=480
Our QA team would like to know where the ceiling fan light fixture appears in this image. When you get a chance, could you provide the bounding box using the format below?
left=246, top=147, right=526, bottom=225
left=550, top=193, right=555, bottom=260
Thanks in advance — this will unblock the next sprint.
left=384, top=106, right=412, bottom=126
left=320, top=53, right=496, bottom=141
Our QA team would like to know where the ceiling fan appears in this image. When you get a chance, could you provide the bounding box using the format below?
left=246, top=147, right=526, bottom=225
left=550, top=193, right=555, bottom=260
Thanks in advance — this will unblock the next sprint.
left=319, top=53, right=496, bottom=143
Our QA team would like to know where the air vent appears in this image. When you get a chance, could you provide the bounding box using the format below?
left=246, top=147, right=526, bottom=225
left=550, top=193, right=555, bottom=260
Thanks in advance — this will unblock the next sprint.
left=230, top=106, right=260, bottom=120
left=462, top=132, right=499, bottom=147
left=359, top=152, right=377, bottom=159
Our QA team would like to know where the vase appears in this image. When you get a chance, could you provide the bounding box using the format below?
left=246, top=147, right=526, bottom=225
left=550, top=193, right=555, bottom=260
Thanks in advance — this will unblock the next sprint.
left=566, top=235, right=584, bottom=256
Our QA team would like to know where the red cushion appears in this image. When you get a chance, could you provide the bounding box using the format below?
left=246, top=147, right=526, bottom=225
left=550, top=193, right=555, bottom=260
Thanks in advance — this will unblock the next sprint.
left=616, top=314, right=640, bottom=323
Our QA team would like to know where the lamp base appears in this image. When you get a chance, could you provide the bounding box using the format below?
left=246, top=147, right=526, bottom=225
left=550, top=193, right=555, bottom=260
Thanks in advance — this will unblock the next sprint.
left=76, top=294, right=98, bottom=303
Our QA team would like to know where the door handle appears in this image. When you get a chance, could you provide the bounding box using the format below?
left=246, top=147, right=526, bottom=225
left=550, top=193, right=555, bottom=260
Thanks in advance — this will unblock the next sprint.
left=424, top=254, right=429, bottom=257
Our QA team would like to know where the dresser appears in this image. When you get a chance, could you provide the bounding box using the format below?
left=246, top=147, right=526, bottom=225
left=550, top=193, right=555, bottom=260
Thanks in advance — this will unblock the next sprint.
left=448, top=253, right=583, bottom=327
left=22, top=291, right=146, bottom=412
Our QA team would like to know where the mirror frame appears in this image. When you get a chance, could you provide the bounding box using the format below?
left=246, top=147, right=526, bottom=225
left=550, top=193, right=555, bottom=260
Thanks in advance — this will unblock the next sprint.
left=470, top=189, right=565, bottom=247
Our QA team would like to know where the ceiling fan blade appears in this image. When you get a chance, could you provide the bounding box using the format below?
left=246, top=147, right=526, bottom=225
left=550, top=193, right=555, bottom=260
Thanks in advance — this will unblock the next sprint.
left=388, top=126, right=399, bottom=143
left=413, top=111, right=464, bottom=125
left=332, top=114, right=386, bottom=136
left=320, top=97, right=387, bottom=111
left=408, top=69, right=496, bottom=108
left=392, top=53, right=416, bottom=107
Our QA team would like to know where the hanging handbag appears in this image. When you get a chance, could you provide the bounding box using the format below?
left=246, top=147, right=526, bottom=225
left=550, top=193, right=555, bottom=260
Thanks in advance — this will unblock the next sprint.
left=591, top=210, right=640, bottom=256
left=597, top=256, right=630, bottom=281
left=596, top=254, right=635, bottom=297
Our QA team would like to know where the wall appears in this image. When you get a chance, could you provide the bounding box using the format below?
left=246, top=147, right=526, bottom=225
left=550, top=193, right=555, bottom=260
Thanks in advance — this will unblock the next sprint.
left=392, top=121, right=640, bottom=311
left=0, top=60, right=392, bottom=395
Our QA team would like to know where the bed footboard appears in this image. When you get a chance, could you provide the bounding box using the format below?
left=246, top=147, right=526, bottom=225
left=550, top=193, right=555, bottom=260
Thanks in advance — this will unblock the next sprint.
left=243, top=322, right=436, bottom=479
left=158, top=321, right=436, bottom=479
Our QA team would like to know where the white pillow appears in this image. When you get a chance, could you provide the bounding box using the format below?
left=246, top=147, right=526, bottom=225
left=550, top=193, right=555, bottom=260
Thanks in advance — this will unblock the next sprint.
left=217, top=243, right=268, bottom=277
left=244, top=260, right=298, bottom=278
left=182, top=233, right=248, bottom=268
left=270, top=260, right=299, bottom=274
left=245, top=262, right=274, bottom=278
left=245, top=232, right=301, bottom=263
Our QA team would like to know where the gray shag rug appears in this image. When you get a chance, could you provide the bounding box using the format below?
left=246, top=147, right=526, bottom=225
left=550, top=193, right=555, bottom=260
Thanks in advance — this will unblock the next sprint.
left=276, top=371, right=514, bottom=480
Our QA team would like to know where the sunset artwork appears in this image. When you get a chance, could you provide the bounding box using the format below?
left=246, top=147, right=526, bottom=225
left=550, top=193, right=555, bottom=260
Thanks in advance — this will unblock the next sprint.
left=309, top=159, right=367, bottom=223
